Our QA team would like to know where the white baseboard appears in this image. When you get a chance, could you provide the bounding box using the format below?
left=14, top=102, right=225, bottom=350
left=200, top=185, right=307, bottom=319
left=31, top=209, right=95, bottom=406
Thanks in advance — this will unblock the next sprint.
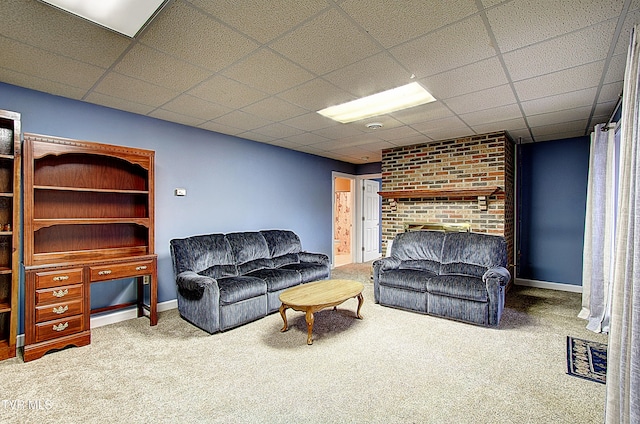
left=514, top=278, right=582, bottom=293
left=15, top=299, right=178, bottom=348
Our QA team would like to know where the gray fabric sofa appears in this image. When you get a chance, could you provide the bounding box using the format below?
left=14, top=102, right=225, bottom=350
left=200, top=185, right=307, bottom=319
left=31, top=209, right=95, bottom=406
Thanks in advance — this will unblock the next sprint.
left=373, top=230, right=511, bottom=326
left=170, top=230, right=330, bottom=333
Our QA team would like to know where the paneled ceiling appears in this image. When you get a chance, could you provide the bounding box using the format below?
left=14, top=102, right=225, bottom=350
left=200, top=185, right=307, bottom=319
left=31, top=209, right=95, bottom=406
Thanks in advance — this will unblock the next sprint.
left=0, top=0, right=636, bottom=164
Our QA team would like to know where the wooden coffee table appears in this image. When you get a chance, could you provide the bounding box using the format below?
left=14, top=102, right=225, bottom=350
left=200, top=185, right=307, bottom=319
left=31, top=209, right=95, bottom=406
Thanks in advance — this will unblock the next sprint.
left=279, top=279, right=364, bottom=345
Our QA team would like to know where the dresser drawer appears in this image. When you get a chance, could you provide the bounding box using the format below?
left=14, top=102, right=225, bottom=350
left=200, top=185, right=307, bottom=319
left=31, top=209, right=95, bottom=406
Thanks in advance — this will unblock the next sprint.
left=35, top=299, right=83, bottom=323
left=90, top=260, right=154, bottom=282
left=35, top=284, right=83, bottom=306
left=35, top=315, right=85, bottom=343
left=35, top=268, right=83, bottom=289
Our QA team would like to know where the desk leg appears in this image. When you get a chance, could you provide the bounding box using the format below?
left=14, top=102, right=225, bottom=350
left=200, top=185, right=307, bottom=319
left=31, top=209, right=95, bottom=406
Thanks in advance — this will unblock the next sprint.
left=137, top=277, right=144, bottom=318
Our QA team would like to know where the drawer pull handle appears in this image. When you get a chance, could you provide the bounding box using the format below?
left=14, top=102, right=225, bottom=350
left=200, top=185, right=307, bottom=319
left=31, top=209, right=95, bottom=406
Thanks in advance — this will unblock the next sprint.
left=98, top=270, right=112, bottom=276
left=52, top=289, right=68, bottom=298
left=52, top=322, right=68, bottom=332
left=135, top=265, right=147, bottom=271
left=52, top=275, right=69, bottom=282
left=53, top=305, right=69, bottom=314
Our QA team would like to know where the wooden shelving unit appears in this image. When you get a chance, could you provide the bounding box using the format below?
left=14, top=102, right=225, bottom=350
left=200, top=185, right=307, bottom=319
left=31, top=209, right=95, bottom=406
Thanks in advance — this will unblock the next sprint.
left=22, top=133, right=157, bottom=362
left=0, top=109, right=20, bottom=361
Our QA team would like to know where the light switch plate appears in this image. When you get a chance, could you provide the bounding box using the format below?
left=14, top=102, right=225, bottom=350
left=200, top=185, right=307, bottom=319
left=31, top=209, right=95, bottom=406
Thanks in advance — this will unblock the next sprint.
left=175, top=188, right=187, bottom=196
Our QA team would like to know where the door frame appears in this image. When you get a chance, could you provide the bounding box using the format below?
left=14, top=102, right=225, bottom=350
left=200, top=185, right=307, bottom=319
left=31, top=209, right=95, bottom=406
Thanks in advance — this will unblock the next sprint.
left=331, top=171, right=381, bottom=267
left=356, top=173, right=381, bottom=263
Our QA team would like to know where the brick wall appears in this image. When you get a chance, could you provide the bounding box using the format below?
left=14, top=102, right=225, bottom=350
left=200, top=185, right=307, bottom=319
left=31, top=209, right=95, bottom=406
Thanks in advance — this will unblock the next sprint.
left=381, top=131, right=515, bottom=269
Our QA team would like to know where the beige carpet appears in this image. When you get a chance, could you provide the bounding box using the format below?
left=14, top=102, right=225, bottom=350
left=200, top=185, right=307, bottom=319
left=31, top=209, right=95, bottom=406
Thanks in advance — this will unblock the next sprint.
left=1, top=263, right=607, bottom=423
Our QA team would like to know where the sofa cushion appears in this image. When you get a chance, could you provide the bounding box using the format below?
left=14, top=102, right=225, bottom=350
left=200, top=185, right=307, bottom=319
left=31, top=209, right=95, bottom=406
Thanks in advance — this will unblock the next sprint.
left=399, top=259, right=441, bottom=274
left=440, top=262, right=487, bottom=278
left=237, top=258, right=274, bottom=275
left=226, top=231, right=270, bottom=264
left=170, top=233, right=234, bottom=275
left=272, top=253, right=300, bottom=268
left=283, top=262, right=329, bottom=282
left=378, top=269, right=433, bottom=292
left=198, top=264, right=237, bottom=279
left=216, top=276, right=267, bottom=305
left=260, top=230, right=302, bottom=257
left=427, top=275, right=488, bottom=302
left=391, top=230, right=446, bottom=263
left=247, top=268, right=302, bottom=292
left=440, top=232, right=507, bottom=278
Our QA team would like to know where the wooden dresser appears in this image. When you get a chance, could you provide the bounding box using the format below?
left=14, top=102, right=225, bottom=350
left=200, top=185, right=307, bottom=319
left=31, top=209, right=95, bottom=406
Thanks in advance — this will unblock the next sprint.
left=22, top=133, right=157, bottom=362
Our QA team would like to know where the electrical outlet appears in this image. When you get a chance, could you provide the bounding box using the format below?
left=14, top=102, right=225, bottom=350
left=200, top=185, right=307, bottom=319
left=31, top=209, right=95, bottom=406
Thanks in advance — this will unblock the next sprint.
left=174, top=188, right=187, bottom=196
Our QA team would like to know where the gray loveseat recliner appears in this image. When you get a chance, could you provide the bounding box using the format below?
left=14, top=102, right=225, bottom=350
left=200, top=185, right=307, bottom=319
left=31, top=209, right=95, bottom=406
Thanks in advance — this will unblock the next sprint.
left=373, top=230, right=511, bottom=326
left=170, top=230, right=330, bottom=333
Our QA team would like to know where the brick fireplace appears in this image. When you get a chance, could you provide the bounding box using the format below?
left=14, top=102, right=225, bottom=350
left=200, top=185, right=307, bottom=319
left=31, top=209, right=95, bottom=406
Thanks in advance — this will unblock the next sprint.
left=380, top=131, right=515, bottom=272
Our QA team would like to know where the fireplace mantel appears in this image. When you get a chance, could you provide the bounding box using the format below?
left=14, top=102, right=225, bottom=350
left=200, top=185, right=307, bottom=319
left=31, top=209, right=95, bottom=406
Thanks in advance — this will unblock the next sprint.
left=378, top=186, right=503, bottom=211
left=378, top=186, right=503, bottom=200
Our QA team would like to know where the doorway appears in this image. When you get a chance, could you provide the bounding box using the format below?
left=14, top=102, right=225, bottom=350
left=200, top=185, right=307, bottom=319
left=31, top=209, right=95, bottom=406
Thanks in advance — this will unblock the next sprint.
left=332, top=172, right=382, bottom=267
left=333, top=176, right=354, bottom=267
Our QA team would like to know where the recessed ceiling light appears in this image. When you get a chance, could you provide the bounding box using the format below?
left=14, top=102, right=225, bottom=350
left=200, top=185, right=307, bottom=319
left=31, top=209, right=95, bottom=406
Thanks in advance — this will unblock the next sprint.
left=366, top=122, right=383, bottom=130
left=317, top=82, right=436, bottom=124
left=39, top=0, right=167, bottom=37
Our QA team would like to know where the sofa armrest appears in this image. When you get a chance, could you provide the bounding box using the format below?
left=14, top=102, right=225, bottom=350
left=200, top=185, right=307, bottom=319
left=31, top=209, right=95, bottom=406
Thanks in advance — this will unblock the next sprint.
left=299, top=251, right=329, bottom=266
left=175, top=271, right=221, bottom=334
left=482, top=267, right=511, bottom=287
left=373, top=256, right=401, bottom=272
left=372, top=257, right=401, bottom=303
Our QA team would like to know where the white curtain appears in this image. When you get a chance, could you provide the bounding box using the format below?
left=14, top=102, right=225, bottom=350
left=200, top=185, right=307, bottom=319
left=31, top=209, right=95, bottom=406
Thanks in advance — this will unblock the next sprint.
left=580, top=123, right=617, bottom=333
left=605, top=24, right=640, bottom=424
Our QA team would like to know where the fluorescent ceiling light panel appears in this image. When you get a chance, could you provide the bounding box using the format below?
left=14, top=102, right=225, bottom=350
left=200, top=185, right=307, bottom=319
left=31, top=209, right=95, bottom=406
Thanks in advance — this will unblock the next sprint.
left=317, top=82, right=436, bottom=123
left=40, top=0, right=166, bottom=37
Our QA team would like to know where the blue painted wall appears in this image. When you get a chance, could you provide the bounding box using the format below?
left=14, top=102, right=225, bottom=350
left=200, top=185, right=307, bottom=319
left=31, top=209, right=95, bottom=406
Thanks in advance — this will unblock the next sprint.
left=518, top=136, right=590, bottom=285
left=0, top=82, right=357, bottom=332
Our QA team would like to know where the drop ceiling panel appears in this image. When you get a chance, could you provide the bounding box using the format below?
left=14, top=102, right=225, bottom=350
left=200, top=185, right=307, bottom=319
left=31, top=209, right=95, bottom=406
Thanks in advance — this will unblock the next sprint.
left=277, top=79, right=353, bottom=111
left=241, top=97, right=308, bottom=122
left=187, top=0, right=328, bottom=44
left=339, top=0, right=478, bottom=48
left=503, top=20, right=617, bottom=81
left=444, top=84, right=517, bottom=116
left=113, top=44, right=210, bottom=91
left=0, top=67, right=86, bottom=100
left=139, top=1, right=259, bottom=72
left=1, top=0, right=131, bottom=68
left=460, top=104, right=523, bottom=126
left=527, top=107, right=593, bottom=128
left=188, top=75, right=269, bottom=110
left=85, top=92, right=156, bottom=115
left=281, top=112, right=337, bottom=132
left=471, top=117, right=528, bottom=134
left=92, top=72, right=178, bottom=107
left=323, top=53, right=413, bottom=98
left=148, top=108, right=206, bottom=127
left=514, top=61, right=605, bottom=102
left=521, top=88, right=598, bottom=116
left=222, top=48, right=315, bottom=95
left=391, top=103, right=455, bottom=125
left=211, top=110, right=273, bottom=132
left=486, top=0, right=623, bottom=53
left=270, top=9, right=382, bottom=75
left=0, top=37, right=105, bottom=90
left=0, top=0, right=634, bottom=163
left=390, top=15, right=496, bottom=78
left=421, top=57, right=509, bottom=100
left=160, top=94, right=232, bottom=121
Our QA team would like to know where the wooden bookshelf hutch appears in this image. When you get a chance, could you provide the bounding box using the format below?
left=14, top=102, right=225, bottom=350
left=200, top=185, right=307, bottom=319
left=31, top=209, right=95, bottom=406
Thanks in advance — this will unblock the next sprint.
left=22, top=133, right=157, bottom=362
left=0, top=110, right=21, bottom=361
